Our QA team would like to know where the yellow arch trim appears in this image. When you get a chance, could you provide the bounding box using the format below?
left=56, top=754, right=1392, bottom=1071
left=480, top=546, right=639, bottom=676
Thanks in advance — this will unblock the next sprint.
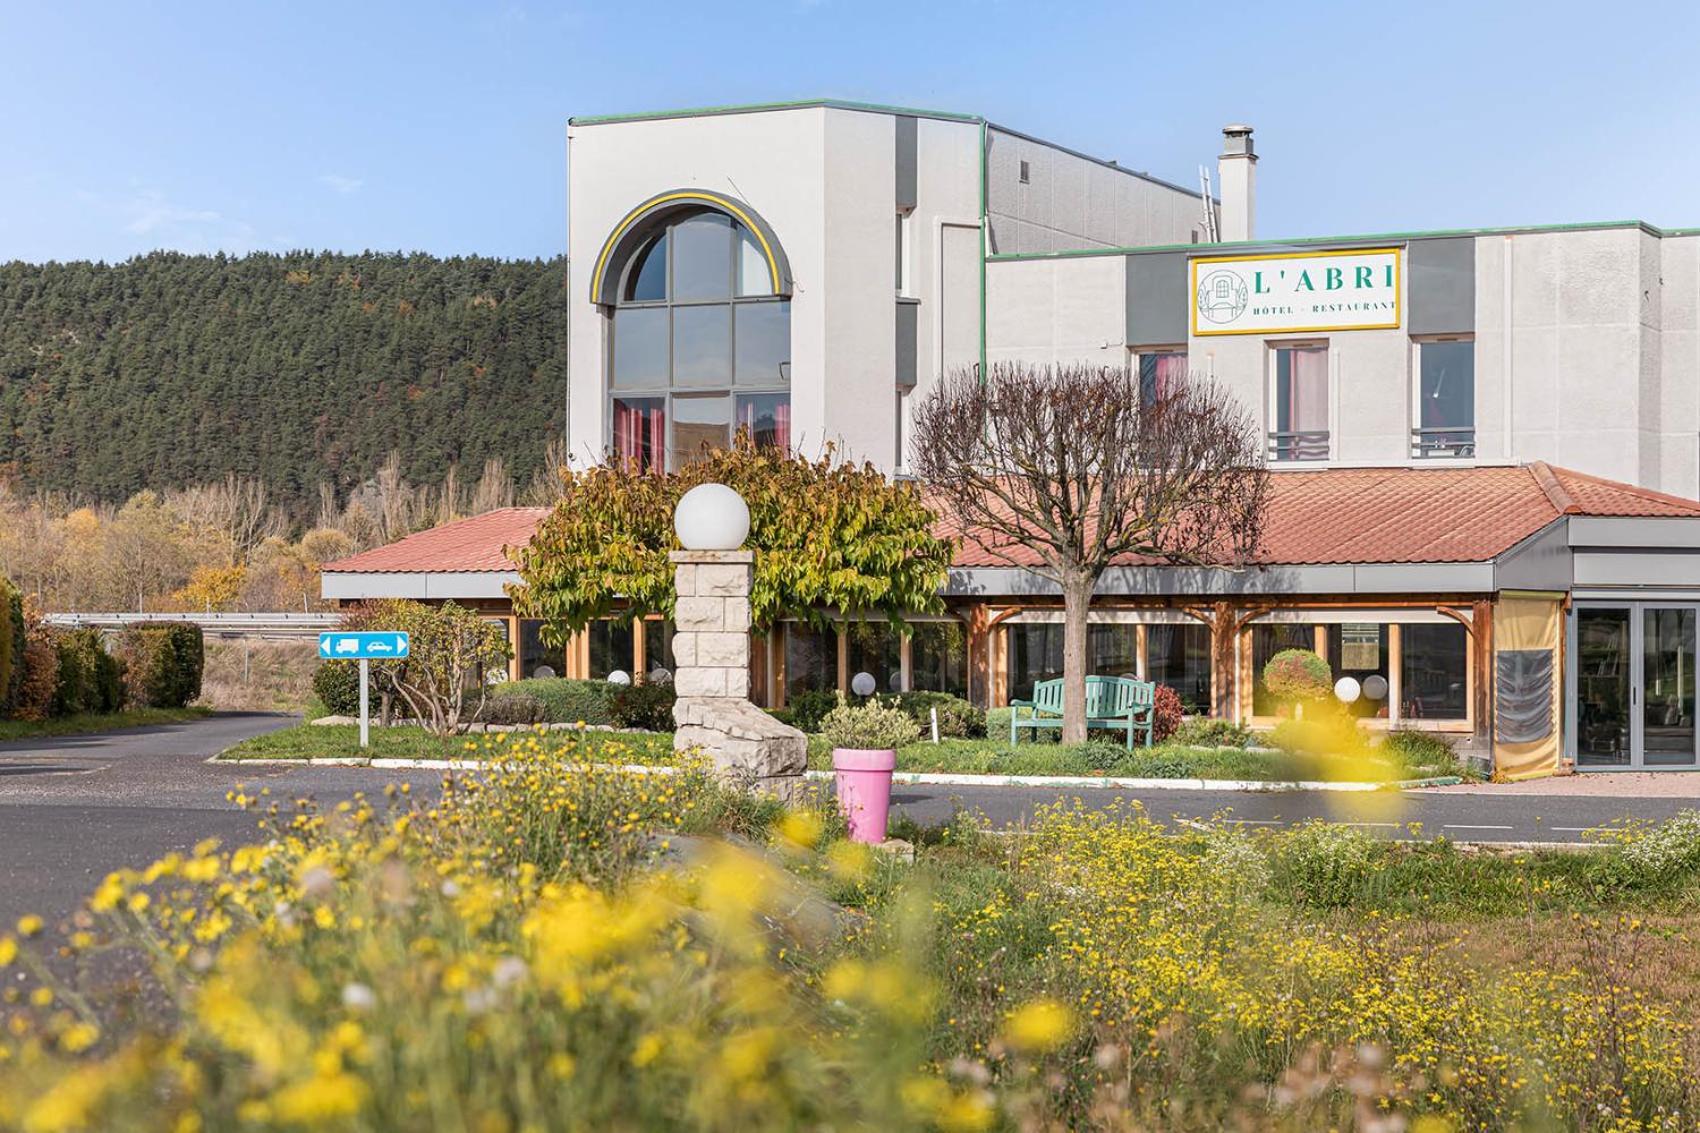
left=591, top=190, right=783, bottom=304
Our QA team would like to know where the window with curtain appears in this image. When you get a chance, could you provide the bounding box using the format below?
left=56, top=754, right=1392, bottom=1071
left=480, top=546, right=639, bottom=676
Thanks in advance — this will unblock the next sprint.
left=1088, top=624, right=1138, bottom=678
left=1136, top=349, right=1188, bottom=403
left=1269, top=343, right=1329, bottom=461
left=1412, top=339, right=1476, bottom=458
left=607, top=208, right=790, bottom=470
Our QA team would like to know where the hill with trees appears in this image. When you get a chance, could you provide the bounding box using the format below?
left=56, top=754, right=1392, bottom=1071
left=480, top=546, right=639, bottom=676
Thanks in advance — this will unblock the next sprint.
left=0, top=250, right=568, bottom=518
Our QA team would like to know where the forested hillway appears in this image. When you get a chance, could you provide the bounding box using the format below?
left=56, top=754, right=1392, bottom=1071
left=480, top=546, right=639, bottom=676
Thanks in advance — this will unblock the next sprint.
left=0, top=250, right=568, bottom=518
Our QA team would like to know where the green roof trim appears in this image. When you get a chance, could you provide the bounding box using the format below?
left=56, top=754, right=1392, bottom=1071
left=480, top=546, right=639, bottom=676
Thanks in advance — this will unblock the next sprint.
left=569, top=98, right=982, bottom=127
left=988, top=219, right=1699, bottom=263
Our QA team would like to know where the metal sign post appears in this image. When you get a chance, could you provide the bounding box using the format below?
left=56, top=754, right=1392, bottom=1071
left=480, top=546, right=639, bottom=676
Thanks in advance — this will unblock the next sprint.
left=317, top=632, right=411, bottom=752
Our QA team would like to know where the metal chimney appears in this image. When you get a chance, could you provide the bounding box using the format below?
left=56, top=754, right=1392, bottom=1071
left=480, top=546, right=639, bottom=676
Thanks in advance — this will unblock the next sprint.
left=1217, top=123, right=1256, bottom=242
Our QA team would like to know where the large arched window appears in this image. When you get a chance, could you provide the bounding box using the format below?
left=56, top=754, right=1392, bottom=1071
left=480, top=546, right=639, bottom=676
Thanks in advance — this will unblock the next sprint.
left=607, top=207, right=791, bottom=471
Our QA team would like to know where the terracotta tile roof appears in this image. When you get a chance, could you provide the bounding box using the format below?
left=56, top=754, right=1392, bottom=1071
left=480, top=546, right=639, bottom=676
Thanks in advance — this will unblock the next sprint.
left=323, top=465, right=1700, bottom=577
left=323, top=508, right=551, bottom=574
left=943, top=463, right=1700, bottom=570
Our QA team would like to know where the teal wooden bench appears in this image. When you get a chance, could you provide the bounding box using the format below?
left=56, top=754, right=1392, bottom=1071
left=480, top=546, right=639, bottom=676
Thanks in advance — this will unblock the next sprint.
left=1008, top=675, right=1155, bottom=750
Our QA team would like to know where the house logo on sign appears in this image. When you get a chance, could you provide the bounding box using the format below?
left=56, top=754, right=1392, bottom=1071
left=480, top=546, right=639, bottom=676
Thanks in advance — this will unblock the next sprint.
left=1195, top=269, right=1249, bottom=324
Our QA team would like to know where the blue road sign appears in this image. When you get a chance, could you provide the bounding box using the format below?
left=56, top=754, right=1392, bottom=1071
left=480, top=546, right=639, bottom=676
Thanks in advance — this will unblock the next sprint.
left=318, top=631, right=410, bottom=660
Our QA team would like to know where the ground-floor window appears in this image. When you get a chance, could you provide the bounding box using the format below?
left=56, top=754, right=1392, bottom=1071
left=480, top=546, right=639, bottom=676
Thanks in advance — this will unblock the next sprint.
left=1147, top=623, right=1212, bottom=713
left=518, top=620, right=564, bottom=679
left=844, top=622, right=903, bottom=695
left=1328, top=622, right=1390, bottom=718
left=785, top=623, right=835, bottom=696
left=586, top=620, right=636, bottom=680
left=911, top=621, right=967, bottom=697
left=1400, top=622, right=1468, bottom=720
left=644, top=620, right=675, bottom=681
left=1007, top=624, right=1064, bottom=704
left=1088, top=625, right=1138, bottom=679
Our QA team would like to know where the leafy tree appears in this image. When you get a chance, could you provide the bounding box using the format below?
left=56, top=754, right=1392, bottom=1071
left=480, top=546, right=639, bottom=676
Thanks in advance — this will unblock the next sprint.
left=355, top=599, right=509, bottom=736
left=510, top=435, right=951, bottom=643
left=914, top=363, right=1267, bottom=743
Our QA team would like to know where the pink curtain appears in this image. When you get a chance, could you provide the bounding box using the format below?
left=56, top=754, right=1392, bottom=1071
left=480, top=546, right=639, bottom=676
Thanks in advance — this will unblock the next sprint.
left=614, top=399, right=664, bottom=471
left=772, top=398, right=791, bottom=451
left=737, top=395, right=790, bottom=452
left=1288, top=348, right=1328, bottom=433
left=1153, top=352, right=1187, bottom=399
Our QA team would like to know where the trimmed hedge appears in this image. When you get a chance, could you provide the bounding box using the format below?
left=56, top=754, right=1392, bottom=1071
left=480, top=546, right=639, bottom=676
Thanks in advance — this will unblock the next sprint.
left=117, top=623, right=205, bottom=709
left=0, top=576, right=22, bottom=717
left=888, top=691, right=986, bottom=739
left=488, top=678, right=619, bottom=725
left=53, top=629, right=124, bottom=716
left=786, top=689, right=840, bottom=734
left=610, top=680, right=676, bottom=731
left=312, top=662, right=362, bottom=716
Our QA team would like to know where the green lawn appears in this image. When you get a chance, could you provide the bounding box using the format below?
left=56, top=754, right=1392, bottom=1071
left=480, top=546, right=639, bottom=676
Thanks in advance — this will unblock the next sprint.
left=220, top=723, right=677, bottom=765
left=222, top=722, right=1456, bottom=784
left=0, top=706, right=212, bottom=742
left=804, top=735, right=1459, bottom=782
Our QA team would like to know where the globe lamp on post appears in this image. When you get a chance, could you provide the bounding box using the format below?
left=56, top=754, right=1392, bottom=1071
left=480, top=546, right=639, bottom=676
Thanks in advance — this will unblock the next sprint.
left=674, top=483, right=751, bottom=551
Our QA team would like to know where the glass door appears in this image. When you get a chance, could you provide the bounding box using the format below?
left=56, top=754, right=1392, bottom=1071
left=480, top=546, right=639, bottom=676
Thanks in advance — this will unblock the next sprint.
left=1641, top=607, right=1697, bottom=767
left=1576, top=608, right=1631, bottom=767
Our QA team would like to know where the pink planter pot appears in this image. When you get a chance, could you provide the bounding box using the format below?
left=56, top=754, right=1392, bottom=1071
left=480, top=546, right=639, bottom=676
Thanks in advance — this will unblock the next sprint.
left=832, top=747, right=897, bottom=844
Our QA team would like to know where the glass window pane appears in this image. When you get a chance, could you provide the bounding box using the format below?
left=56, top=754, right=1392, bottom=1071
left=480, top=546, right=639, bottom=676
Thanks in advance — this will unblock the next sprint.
left=671, top=212, right=733, bottom=301
left=1419, top=341, right=1474, bottom=430
left=643, top=620, right=676, bottom=682
left=670, top=394, right=731, bottom=468
left=519, top=620, right=565, bottom=680
left=736, top=393, right=790, bottom=451
left=785, top=623, right=834, bottom=697
left=1399, top=623, right=1468, bottom=721
left=845, top=622, right=903, bottom=694
left=1008, top=624, right=1064, bottom=704
left=1251, top=623, right=1318, bottom=716
left=736, top=224, right=773, bottom=297
left=1088, top=624, right=1138, bottom=678
left=612, top=307, right=668, bottom=389
left=1642, top=608, right=1695, bottom=766
left=911, top=622, right=967, bottom=697
left=1327, top=623, right=1390, bottom=719
left=624, top=230, right=667, bottom=301
left=1275, top=345, right=1328, bottom=434
left=735, top=301, right=790, bottom=386
left=672, top=305, right=732, bottom=387
left=1577, top=610, right=1631, bottom=765
left=1147, top=623, right=1212, bottom=714
left=613, top=397, right=665, bottom=471
left=587, top=620, right=635, bottom=680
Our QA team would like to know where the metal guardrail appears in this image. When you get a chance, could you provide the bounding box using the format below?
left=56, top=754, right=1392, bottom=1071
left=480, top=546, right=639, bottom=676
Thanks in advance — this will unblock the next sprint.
left=1266, top=429, right=1330, bottom=462
left=42, top=612, right=341, bottom=640
left=1410, top=426, right=1477, bottom=459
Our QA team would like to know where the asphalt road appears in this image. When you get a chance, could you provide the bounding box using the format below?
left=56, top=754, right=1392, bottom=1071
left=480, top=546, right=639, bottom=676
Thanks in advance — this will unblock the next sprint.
left=4, top=714, right=1699, bottom=928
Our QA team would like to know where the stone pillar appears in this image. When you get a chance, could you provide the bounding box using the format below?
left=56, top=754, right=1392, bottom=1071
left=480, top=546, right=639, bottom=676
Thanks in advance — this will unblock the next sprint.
left=670, top=549, right=807, bottom=800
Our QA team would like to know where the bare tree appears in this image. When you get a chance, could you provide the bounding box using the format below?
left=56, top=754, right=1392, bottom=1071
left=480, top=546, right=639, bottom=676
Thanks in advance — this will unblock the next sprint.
left=470, top=456, right=515, bottom=515
left=914, top=362, right=1268, bottom=742
left=168, top=474, right=284, bottom=565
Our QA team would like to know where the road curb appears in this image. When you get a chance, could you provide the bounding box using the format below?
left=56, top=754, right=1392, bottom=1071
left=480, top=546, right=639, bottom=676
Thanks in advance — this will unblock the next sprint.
left=214, top=754, right=1457, bottom=793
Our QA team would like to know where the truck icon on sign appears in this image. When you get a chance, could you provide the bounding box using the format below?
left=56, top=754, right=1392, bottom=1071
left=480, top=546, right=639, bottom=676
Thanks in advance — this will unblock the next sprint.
left=335, top=638, right=360, bottom=655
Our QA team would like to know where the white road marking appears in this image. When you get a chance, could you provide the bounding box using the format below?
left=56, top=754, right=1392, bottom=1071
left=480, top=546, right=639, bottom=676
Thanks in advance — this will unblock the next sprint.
left=1342, top=822, right=1399, bottom=828
left=1227, top=819, right=1285, bottom=825
left=1443, top=824, right=1514, bottom=831
left=1548, top=826, right=1601, bottom=832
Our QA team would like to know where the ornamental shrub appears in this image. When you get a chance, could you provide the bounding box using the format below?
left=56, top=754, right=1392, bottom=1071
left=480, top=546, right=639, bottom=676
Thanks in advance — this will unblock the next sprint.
left=311, top=661, right=361, bottom=716
left=610, top=680, right=677, bottom=732
left=117, top=622, right=205, bottom=708
left=785, top=688, right=840, bottom=733
left=477, top=691, right=547, bottom=726
left=1149, top=684, right=1184, bottom=744
left=819, top=695, right=921, bottom=751
left=890, top=691, right=986, bottom=739
left=53, top=628, right=123, bottom=716
left=1171, top=717, right=1254, bottom=749
left=14, top=603, right=58, bottom=722
left=490, top=678, right=618, bottom=725
left=1262, top=647, right=1332, bottom=707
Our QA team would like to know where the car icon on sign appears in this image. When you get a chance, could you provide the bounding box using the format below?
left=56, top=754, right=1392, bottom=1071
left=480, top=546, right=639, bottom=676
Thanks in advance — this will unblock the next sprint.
left=367, top=640, right=394, bottom=653
left=335, top=638, right=359, bottom=655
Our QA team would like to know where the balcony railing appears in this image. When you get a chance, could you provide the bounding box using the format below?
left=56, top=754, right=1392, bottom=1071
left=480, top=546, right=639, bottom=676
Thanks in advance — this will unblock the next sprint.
left=1411, top=426, right=1476, bottom=459
left=1267, top=430, right=1330, bottom=462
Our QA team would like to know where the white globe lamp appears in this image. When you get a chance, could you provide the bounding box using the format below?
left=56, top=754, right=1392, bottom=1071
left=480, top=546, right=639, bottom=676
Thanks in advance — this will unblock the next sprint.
left=850, top=671, right=877, bottom=697
left=674, top=483, right=750, bottom=551
left=607, top=669, right=632, bottom=686
left=1362, top=674, right=1389, bottom=701
left=1333, top=676, right=1361, bottom=704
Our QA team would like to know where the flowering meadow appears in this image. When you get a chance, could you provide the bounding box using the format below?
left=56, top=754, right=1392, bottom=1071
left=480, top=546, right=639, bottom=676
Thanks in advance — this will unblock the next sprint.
left=2, top=732, right=1699, bottom=1130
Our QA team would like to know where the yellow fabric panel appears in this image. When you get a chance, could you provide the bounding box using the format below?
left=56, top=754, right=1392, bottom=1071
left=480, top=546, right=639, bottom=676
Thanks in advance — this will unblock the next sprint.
left=1494, top=596, right=1563, bottom=781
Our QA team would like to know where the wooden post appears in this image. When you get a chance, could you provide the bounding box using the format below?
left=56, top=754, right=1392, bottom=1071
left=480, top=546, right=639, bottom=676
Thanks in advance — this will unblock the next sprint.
left=1473, top=599, right=1495, bottom=752
left=965, top=604, right=991, bottom=708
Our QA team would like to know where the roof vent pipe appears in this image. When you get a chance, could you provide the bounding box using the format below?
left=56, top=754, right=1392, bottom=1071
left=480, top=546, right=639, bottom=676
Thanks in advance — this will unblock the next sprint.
left=1217, top=123, right=1256, bottom=242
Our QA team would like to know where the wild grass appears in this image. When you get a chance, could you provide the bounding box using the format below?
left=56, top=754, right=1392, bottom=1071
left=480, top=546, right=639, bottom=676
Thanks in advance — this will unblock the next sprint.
left=0, top=706, right=210, bottom=742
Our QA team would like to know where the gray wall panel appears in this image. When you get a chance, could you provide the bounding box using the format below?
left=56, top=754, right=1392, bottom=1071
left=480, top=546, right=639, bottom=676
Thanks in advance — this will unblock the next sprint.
left=896, top=299, right=919, bottom=388
left=1408, top=237, right=1475, bottom=335
left=894, top=115, right=917, bottom=211
left=1126, top=252, right=1188, bottom=345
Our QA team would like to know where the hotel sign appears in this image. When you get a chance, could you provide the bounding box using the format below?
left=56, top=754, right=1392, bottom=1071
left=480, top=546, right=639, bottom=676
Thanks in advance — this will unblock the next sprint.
left=1191, top=247, right=1402, bottom=336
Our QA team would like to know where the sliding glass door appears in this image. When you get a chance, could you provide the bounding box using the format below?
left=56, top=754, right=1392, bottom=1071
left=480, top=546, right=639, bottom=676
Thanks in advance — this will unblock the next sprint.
left=1573, top=604, right=1697, bottom=769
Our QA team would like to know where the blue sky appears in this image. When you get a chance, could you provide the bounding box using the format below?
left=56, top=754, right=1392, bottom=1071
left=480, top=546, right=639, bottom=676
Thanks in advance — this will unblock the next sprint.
left=2, top=0, right=1697, bottom=263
